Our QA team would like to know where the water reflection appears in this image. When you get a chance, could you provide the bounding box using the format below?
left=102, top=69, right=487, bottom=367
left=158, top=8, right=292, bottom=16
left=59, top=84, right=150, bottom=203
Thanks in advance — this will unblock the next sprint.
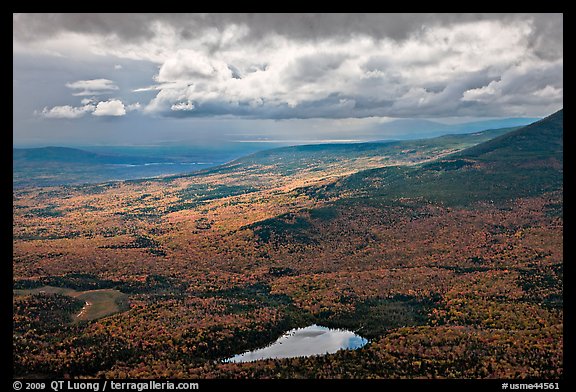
left=225, top=324, right=368, bottom=363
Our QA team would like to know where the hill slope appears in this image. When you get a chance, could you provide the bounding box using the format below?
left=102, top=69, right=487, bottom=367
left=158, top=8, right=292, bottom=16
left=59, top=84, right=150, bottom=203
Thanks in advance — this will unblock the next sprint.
left=179, top=126, right=519, bottom=186
left=454, top=109, right=563, bottom=161
left=12, top=111, right=562, bottom=379
left=307, top=110, right=562, bottom=207
left=367, top=116, right=539, bottom=139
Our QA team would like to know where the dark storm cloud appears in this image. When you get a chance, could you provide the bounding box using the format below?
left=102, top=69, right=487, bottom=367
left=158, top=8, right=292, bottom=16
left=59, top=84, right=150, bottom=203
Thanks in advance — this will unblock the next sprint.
left=13, top=13, right=563, bottom=60
left=13, top=13, right=162, bottom=42
left=525, top=13, right=564, bottom=60
left=285, top=52, right=349, bottom=85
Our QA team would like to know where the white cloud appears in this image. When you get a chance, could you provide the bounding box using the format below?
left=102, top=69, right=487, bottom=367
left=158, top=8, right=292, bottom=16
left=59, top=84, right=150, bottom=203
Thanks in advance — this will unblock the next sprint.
left=92, top=99, right=126, bottom=116
left=126, top=102, right=141, bottom=111
left=157, top=50, right=228, bottom=81
left=533, top=85, right=563, bottom=99
left=461, top=58, right=563, bottom=109
left=114, top=64, right=123, bottom=70
left=171, top=101, right=195, bottom=111
left=39, top=104, right=94, bottom=119
left=462, top=82, right=499, bottom=103
left=20, top=15, right=563, bottom=120
left=66, top=79, right=119, bottom=96
left=140, top=18, right=557, bottom=119
left=40, top=99, right=130, bottom=118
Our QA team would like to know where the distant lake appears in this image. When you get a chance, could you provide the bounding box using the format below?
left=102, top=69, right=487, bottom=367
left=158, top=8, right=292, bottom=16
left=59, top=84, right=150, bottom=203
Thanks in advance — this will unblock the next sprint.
left=225, top=324, right=368, bottom=363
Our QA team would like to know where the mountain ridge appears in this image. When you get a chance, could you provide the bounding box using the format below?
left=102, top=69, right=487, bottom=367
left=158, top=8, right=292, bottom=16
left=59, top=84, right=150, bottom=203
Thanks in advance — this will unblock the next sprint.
left=367, top=116, right=540, bottom=139
left=303, top=109, right=563, bottom=208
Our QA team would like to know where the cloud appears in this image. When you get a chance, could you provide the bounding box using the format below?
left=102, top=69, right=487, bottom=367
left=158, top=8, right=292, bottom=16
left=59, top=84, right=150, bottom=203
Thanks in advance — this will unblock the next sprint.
left=114, top=64, right=123, bottom=70
left=126, top=102, right=141, bottom=111
left=39, top=104, right=94, bottom=119
left=140, top=18, right=562, bottom=119
left=65, top=78, right=119, bottom=96
left=12, top=14, right=562, bottom=56
left=80, top=97, right=95, bottom=105
left=461, top=58, right=563, bottom=114
left=171, top=101, right=195, bottom=111
left=156, top=49, right=232, bottom=82
left=92, top=99, right=126, bottom=116
left=17, top=14, right=563, bottom=120
left=40, top=99, right=130, bottom=118
left=133, top=85, right=165, bottom=92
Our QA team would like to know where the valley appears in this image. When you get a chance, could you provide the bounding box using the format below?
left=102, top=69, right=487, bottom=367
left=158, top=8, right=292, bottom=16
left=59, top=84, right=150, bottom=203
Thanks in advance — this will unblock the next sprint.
left=12, top=111, right=563, bottom=379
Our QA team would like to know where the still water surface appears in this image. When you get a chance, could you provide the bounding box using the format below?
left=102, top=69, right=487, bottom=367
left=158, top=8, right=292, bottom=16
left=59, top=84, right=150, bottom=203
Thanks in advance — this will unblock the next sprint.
left=225, top=324, right=368, bottom=363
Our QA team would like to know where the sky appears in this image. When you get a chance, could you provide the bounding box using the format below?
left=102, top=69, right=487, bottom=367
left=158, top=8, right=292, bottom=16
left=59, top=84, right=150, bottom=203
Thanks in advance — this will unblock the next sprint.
left=13, top=13, right=563, bottom=147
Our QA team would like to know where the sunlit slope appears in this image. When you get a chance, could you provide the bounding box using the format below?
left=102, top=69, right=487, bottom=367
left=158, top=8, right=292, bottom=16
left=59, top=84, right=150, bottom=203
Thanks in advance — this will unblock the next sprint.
left=199, top=126, right=518, bottom=179
left=306, top=110, right=562, bottom=207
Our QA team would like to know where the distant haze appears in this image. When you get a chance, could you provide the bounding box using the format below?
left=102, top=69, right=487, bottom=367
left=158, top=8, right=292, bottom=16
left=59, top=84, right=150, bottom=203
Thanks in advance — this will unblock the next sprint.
left=13, top=13, right=562, bottom=147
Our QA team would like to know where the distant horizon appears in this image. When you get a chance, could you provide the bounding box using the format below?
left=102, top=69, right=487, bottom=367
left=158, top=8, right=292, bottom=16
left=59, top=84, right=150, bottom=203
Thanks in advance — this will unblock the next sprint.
left=13, top=115, right=542, bottom=149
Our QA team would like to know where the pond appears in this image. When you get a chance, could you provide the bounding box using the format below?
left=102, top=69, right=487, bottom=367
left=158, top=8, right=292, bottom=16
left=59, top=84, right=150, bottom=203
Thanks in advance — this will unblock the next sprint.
left=225, top=324, right=368, bottom=363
